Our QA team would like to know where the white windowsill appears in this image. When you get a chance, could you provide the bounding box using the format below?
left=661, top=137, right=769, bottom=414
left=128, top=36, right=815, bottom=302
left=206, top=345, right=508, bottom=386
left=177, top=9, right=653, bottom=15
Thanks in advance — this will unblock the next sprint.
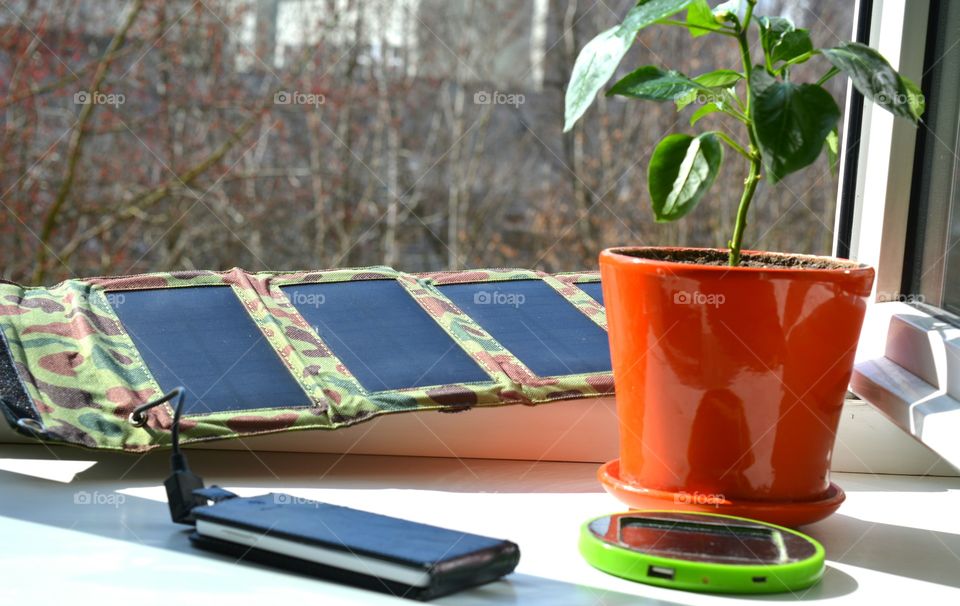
left=0, top=444, right=957, bottom=604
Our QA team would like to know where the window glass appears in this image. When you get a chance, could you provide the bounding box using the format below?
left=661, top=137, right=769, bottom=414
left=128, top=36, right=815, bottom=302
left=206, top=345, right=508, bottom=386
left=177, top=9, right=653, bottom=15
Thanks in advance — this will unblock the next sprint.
left=0, top=1, right=854, bottom=284
left=904, top=0, right=960, bottom=314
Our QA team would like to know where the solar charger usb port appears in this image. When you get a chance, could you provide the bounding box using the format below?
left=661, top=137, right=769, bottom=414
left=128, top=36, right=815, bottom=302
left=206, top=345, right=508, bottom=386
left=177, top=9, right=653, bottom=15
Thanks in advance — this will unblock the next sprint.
left=647, top=565, right=676, bottom=581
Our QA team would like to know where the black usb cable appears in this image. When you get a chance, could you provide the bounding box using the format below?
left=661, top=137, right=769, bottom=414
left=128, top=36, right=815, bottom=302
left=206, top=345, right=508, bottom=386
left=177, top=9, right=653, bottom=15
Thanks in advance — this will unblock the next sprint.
left=130, top=388, right=236, bottom=524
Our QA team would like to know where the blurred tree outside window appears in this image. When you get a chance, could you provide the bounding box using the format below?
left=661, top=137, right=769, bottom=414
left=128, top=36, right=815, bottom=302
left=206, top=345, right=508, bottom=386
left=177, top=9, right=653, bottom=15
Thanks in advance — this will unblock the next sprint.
left=0, top=0, right=853, bottom=285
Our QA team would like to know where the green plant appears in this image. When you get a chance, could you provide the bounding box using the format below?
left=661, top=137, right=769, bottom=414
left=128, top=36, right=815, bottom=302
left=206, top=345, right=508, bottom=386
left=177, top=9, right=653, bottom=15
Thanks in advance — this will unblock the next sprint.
left=564, top=0, right=923, bottom=266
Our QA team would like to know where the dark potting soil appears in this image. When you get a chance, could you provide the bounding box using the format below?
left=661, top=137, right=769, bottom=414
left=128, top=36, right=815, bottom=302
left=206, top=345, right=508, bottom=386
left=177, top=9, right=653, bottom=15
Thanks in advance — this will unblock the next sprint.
left=619, top=248, right=859, bottom=270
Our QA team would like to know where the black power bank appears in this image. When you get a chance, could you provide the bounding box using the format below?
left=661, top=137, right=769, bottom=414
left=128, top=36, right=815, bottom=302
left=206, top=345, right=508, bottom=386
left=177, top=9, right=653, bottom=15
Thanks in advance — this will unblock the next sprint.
left=189, top=493, right=520, bottom=601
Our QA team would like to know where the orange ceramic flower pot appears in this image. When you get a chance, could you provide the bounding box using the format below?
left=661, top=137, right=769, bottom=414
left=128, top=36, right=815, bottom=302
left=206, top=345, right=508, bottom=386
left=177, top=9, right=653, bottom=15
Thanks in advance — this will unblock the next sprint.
left=598, top=247, right=874, bottom=527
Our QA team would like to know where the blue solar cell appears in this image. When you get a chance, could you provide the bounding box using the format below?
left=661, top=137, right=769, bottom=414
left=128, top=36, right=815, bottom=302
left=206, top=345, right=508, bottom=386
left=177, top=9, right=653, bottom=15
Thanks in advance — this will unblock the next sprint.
left=578, top=282, right=604, bottom=306
left=109, top=287, right=311, bottom=414
left=282, top=280, right=491, bottom=392
left=438, top=280, right=611, bottom=377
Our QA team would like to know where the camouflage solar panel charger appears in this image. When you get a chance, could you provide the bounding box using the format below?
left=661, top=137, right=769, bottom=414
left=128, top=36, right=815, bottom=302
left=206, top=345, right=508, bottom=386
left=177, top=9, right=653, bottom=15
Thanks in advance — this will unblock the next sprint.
left=0, top=267, right=611, bottom=452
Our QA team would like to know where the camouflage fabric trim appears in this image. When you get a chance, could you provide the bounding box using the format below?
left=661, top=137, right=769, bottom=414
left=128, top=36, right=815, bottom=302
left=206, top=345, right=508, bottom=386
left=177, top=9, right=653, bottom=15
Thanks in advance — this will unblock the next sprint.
left=416, top=268, right=543, bottom=284
left=553, top=271, right=601, bottom=283
left=0, top=280, right=164, bottom=449
left=0, top=266, right=611, bottom=452
left=545, top=274, right=606, bottom=331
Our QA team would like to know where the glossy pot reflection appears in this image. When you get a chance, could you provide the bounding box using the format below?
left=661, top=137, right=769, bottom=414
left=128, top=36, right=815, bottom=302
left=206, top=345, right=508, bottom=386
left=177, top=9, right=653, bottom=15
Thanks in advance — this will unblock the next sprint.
left=599, top=247, right=874, bottom=509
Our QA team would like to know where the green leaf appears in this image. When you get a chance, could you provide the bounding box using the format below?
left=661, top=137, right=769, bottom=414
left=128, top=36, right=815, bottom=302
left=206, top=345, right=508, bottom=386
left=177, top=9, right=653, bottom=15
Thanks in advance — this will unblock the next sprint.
left=676, top=85, right=738, bottom=112
left=822, top=42, right=923, bottom=121
left=690, top=103, right=720, bottom=126
left=674, top=70, right=743, bottom=111
left=757, top=16, right=813, bottom=66
left=685, top=0, right=715, bottom=37
left=693, top=69, right=743, bottom=88
left=563, top=0, right=695, bottom=131
left=648, top=132, right=723, bottom=222
left=750, top=69, right=841, bottom=182
left=712, top=0, right=742, bottom=24
left=773, top=30, right=813, bottom=64
left=825, top=128, right=839, bottom=175
left=902, top=75, right=926, bottom=119
left=758, top=16, right=793, bottom=56
left=674, top=69, right=743, bottom=111
left=675, top=89, right=698, bottom=110
left=608, top=66, right=701, bottom=101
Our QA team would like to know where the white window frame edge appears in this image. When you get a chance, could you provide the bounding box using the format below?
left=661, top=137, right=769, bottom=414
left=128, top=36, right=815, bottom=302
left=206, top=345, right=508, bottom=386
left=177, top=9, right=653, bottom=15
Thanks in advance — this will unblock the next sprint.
left=843, top=0, right=927, bottom=293
left=841, top=0, right=960, bottom=474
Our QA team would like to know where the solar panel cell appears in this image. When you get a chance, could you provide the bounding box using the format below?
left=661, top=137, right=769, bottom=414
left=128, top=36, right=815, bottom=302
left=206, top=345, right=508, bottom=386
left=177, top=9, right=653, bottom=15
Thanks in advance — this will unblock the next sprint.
left=283, top=280, right=491, bottom=392
left=110, top=287, right=312, bottom=413
left=438, top=280, right=611, bottom=377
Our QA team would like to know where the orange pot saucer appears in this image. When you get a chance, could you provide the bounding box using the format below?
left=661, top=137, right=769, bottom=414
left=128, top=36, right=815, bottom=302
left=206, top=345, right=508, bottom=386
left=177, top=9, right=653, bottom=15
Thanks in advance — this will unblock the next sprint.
left=598, top=459, right=845, bottom=528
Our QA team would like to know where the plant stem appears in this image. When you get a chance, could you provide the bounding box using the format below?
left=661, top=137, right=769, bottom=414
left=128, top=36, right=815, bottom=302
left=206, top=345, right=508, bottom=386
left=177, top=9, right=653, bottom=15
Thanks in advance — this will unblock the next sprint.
left=728, top=155, right=762, bottom=266
left=780, top=50, right=817, bottom=70
left=817, top=66, right=841, bottom=86
left=714, top=131, right=751, bottom=160
left=728, top=0, right=761, bottom=267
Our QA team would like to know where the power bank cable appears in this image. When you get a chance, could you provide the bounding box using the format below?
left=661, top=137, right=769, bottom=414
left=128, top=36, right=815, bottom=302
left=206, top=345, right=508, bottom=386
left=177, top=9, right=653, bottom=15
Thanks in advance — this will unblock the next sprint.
left=130, top=387, right=236, bottom=524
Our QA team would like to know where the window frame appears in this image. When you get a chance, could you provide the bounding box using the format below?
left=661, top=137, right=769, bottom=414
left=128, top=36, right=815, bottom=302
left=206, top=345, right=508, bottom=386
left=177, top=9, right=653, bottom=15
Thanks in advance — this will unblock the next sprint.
left=839, top=0, right=930, bottom=297
left=842, top=0, right=960, bottom=472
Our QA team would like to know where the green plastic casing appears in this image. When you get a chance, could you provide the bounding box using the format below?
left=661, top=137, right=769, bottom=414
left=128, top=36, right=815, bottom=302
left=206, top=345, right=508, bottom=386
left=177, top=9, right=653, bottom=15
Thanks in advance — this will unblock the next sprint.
left=578, top=511, right=825, bottom=594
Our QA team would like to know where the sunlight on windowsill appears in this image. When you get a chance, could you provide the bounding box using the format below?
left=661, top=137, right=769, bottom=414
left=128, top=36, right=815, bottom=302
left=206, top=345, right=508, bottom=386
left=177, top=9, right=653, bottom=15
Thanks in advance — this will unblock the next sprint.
left=0, top=458, right=97, bottom=483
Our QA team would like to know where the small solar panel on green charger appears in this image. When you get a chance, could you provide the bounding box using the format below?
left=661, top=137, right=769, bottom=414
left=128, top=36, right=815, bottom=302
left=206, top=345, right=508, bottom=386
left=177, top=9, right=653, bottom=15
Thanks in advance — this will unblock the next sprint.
left=579, top=511, right=825, bottom=594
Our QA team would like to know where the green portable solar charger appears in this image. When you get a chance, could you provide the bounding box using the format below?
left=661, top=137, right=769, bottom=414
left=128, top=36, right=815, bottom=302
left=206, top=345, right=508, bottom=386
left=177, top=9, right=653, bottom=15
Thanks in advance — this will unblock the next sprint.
left=579, top=510, right=825, bottom=594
